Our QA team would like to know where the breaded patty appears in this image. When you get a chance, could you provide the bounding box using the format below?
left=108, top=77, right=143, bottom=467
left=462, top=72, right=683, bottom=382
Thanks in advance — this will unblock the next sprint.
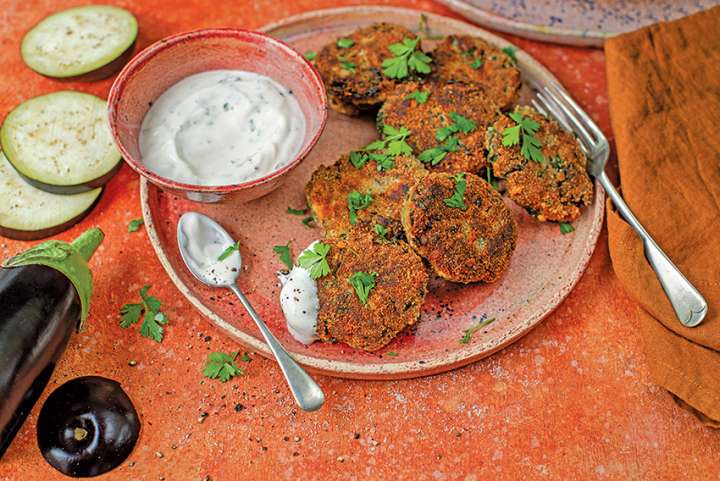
left=306, top=153, right=427, bottom=240
left=314, top=23, right=423, bottom=115
left=378, top=81, right=500, bottom=174
left=431, top=35, right=521, bottom=110
left=401, top=172, right=517, bottom=283
left=317, top=233, right=428, bottom=351
left=486, top=106, right=593, bottom=223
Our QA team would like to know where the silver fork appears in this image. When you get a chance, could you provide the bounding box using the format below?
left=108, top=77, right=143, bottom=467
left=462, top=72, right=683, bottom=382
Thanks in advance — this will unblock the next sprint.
left=532, top=83, right=707, bottom=328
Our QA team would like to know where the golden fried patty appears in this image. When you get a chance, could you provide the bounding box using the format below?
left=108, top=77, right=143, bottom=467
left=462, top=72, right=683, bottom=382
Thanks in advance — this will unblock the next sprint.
left=378, top=81, right=500, bottom=174
left=306, top=153, right=427, bottom=240
left=401, top=172, right=517, bottom=283
left=430, top=35, right=521, bottom=111
left=314, top=23, right=423, bottom=115
left=486, top=106, right=593, bottom=223
left=317, top=233, right=428, bottom=351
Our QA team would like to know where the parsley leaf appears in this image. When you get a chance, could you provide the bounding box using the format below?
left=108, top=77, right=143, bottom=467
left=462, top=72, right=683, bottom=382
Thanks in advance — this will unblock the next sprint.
left=349, top=150, right=369, bottom=169
left=298, top=242, right=331, bottom=279
left=374, top=223, right=389, bottom=241
left=348, top=271, right=378, bottom=305
left=382, top=37, right=432, bottom=79
left=450, top=112, right=477, bottom=133
left=347, top=190, right=373, bottom=225
left=128, top=218, right=144, bottom=233
left=459, top=317, right=496, bottom=344
left=444, top=172, right=468, bottom=210
left=372, top=153, right=395, bottom=171
left=405, top=90, right=430, bottom=104
left=301, top=216, right=315, bottom=228
left=337, top=38, right=354, bottom=48
left=358, top=124, right=413, bottom=171
left=418, top=134, right=460, bottom=166
left=470, top=57, right=483, bottom=69
left=385, top=351, right=399, bottom=357
left=273, top=242, right=293, bottom=270
left=120, top=285, right=168, bottom=343
left=559, top=222, right=575, bottom=234
left=502, top=46, right=518, bottom=62
left=287, top=206, right=308, bottom=215
left=240, top=352, right=252, bottom=362
left=502, top=111, right=544, bottom=163
left=217, top=241, right=240, bottom=261
left=203, top=351, right=244, bottom=382
left=304, top=50, right=317, bottom=61
left=338, top=56, right=356, bottom=72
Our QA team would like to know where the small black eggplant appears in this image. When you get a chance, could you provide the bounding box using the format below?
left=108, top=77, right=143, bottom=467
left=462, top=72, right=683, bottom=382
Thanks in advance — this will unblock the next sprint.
left=37, top=376, right=140, bottom=477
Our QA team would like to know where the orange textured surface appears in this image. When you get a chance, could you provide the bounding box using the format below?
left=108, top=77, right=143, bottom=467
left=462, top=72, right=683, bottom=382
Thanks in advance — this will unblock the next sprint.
left=0, top=1, right=718, bottom=480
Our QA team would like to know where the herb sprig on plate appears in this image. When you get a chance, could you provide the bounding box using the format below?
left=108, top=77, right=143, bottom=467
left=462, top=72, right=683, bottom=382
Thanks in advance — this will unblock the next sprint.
left=418, top=112, right=476, bottom=166
left=348, top=271, right=378, bottom=305
left=128, top=218, right=144, bottom=233
left=444, top=172, right=468, bottom=210
left=203, top=351, right=244, bottom=382
left=347, top=190, right=373, bottom=225
left=382, top=37, right=432, bottom=79
left=502, top=111, right=544, bottom=163
left=459, top=317, right=496, bottom=344
left=273, top=242, right=293, bottom=270
left=120, top=285, right=169, bottom=343
left=217, top=241, right=240, bottom=261
left=297, top=241, right=331, bottom=279
left=349, top=124, right=413, bottom=172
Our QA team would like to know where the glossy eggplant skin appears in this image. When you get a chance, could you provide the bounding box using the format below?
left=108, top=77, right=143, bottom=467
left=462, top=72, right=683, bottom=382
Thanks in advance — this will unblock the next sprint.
left=0, top=264, right=79, bottom=459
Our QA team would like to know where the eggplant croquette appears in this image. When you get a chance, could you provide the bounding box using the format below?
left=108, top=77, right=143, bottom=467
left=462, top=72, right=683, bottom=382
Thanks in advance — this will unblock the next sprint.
left=378, top=81, right=500, bottom=174
left=316, top=233, right=428, bottom=351
left=431, top=35, right=521, bottom=110
left=486, top=106, right=593, bottom=223
left=306, top=153, right=427, bottom=240
left=401, top=172, right=517, bottom=283
left=314, top=23, right=424, bottom=115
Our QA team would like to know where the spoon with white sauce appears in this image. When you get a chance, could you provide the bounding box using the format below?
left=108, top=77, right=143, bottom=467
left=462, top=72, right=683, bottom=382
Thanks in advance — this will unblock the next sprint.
left=177, top=212, right=325, bottom=411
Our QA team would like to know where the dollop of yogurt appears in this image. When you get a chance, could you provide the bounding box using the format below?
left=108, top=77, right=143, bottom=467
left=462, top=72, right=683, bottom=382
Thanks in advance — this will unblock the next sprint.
left=279, top=241, right=320, bottom=345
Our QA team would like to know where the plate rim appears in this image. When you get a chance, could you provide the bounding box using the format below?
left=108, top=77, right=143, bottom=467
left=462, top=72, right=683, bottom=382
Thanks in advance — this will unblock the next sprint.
left=140, top=6, right=606, bottom=380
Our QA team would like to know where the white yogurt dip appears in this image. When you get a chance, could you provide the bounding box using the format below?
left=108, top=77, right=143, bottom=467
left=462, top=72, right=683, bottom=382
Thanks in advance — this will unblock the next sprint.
left=139, top=69, right=306, bottom=186
left=178, top=212, right=239, bottom=286
left=279, top=241, right=320, bottom=345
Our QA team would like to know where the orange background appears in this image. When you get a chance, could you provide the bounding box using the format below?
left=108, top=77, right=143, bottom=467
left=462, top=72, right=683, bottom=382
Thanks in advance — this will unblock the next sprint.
left=0, top=1, right=718, bottom=480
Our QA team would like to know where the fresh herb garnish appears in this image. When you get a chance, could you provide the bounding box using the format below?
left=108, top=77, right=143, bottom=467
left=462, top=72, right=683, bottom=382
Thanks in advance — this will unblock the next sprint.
left=437, top=112, right=477, bottom=140
left=337, top=38, right=354, bottom=48
left=417, top=13, right=445, bottom=40
left=382, top=37, right=432, bottom=79
left=418, top=135, right=460, bottom=166
left=470, top=57, right=483, bottom=69
left=297, top=242, right=331, bottom=279
left=353, top=124, right=412, bottom=172
left=338, top=56, right=356, bottom=72
left=301, top=216, right=315, bottom=228
left=273, top=242, right=293, bottom=270
left=502, top=46, right=518, bottom=62
left=385, top=351, right=399, bottom=357
left=287, top=206, right=308, bottom=216
left=120, top=285, right=169, bottom=343
left=373, top=154, right=395, bottom=171
left=203, top=351, right=244, bottom=382
left=347, top=190, right=373, bottom=225
left=217, top=241, right=240, bottom=261
left=348, top=271, right=378, bottom=305
left=502, top=111, right=544, bottom=163
left=444, top=172, right=468, bottom=210
left=304, top=50, right=317, bottom=61
left=405, top=90, right=429, bottom=104
left=374, top=223, right=389, bottom=241
left=418, top=113, right=474, bottom=166
left=559, top=222, right=575, bottom=234
left=128, top=218, right=144, bottom=233
left=240, top=352, right=252, bottom=362
left=459, top=317, right=496, bottom=344
left=349, top=150, right=369, bottom=168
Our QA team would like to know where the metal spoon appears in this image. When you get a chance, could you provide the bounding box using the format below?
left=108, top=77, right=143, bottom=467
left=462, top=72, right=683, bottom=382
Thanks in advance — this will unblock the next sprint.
left=176, top=212, right=325, bottom=411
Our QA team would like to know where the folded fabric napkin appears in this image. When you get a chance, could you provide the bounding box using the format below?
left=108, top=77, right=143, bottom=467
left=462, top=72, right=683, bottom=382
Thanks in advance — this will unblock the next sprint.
left=605, top=6, right=720, bottom=425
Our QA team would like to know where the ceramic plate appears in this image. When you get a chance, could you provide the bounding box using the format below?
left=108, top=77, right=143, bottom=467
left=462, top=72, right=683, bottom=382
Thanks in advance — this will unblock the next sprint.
left=439, top=0, right=719, bottom=47
left=140, top=7, right=605, bottom=379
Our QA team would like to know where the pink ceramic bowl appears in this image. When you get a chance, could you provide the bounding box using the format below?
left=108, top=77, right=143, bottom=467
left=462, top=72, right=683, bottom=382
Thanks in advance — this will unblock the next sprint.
left=108, top=28, right=327, bottom=203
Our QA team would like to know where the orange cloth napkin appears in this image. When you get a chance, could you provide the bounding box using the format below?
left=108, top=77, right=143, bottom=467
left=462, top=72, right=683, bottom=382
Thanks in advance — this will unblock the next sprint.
left=604, top=6, right=720, bottom=425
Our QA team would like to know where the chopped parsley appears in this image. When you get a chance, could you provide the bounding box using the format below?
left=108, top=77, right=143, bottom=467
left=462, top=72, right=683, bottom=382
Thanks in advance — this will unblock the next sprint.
left=559, top=222, right=575, bottom=234
left=120, top=285, right=169, bottom=343
left=385, top=351, right=399, bottom=357
left=502, top=46, right=518, bottom=62
left=374, top=223, right=389, bottom=241
left=347, top=190, right=373, bottom=225
left=128, top=218, right=144, bottom=233
left=297, top=241, right=331, bottom=279
left=470, top=57, right=483, bottom=69
left=382, top=37, right=432, bottom=79
left=348, top=271, right=378, bottom=305
left=459, top=317, right=496, bottom=344
left=338, top=56, right=356, bottom=72
left=287, top=206, right=308, bottom=216
left=273, top=242, right=293, bottom=270
left=349, top=150, right=369, bottom=168
left=444, top=172, right=468, bottom=210
left=336, top=38, right=354, bottom=48
left=351, top=124, right=413, bottom=172
left=418, top=112, right=475, bottom=166
left=303, top=50, right=317, bottom=61
left=240, top=352, right=252, bottom=362
left=217, top=241, right=240, bottom=261
left=301, top=216, right=315, bottom=228
left=203, top=351, right=244, bottom=382
left=502, top=111, right=544, bottom=163
left=418, top=135, right=460, bottom=166
left=405, top=90, right=430, bottom=104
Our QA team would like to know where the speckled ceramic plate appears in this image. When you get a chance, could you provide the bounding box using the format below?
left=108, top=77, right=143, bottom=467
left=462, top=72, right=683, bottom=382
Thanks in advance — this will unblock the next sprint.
left=140, top=7, right=605, bottom=379
left=439, top=0, right=719, bottom=47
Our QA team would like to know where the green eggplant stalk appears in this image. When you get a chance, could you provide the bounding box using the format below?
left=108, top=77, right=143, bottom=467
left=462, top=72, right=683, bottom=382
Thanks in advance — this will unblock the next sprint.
left=0, top=228, right=103, bottom=458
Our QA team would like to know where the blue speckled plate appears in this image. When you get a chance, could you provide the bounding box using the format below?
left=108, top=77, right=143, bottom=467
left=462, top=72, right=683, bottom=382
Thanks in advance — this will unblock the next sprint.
left=439, top=0, right=720, bottom=46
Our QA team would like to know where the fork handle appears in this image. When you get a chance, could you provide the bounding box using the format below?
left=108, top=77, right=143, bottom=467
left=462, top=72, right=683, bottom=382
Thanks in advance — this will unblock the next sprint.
left=598, top=171, right=707, bottom=327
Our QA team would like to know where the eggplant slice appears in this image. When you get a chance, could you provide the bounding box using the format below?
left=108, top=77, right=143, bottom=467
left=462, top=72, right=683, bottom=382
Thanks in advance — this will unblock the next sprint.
left=0, top=91, right=122, bottom=194
left=20, top=5, right=138, bottom=80
left=0, top=152, right=101, bottom=240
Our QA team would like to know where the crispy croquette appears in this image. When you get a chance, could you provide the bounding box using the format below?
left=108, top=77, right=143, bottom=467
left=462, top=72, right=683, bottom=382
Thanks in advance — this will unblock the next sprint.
left=378, top=81, right=501, bottom=174
left=430, top=35, right=521, bottom=110
left=316, top=233, right=428, bottom=351
left=306, top=153, right=427, bottom=240
left=314, top=23, right=425, bottom=115
left=485, top=105, right=593, bottom=223
left=401, top=172, right=517, bottom=283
